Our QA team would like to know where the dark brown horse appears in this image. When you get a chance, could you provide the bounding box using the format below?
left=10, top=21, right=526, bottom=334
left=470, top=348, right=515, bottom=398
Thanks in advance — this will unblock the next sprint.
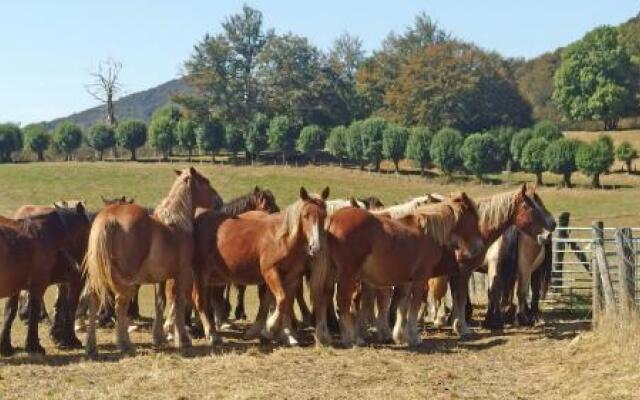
left=191, top=187, right=329, bottom=347
left=83, top=167, right=222, bottom=356
left=0, top=204, right=90, bottom=356
left=315, top=193, right=484, bottom=347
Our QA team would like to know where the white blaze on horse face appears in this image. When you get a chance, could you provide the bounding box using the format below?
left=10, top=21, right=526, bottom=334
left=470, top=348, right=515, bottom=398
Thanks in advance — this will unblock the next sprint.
left=308, top=220, right=322, bottom=256
left=451, top=234, right=484, bottom=260
left=536, top=229, right=553, bottom=245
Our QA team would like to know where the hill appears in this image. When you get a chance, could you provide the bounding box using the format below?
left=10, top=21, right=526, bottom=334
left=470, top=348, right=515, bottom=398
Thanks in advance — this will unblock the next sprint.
left=45, top=78, right=190, bottom=129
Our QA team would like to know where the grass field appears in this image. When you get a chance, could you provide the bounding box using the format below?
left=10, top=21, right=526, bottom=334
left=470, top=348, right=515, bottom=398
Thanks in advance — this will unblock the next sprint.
left=0, top=162, right=639, bottom=399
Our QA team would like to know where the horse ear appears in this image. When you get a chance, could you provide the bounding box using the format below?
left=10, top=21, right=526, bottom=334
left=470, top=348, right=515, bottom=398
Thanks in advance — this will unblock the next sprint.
left=100, top=195, right=108, bottom=204
left=128, top=197, right=135, bottom=204
left=174, top=169, right=182, bottom=176
left=350, top=197, right=359, bottom=208
left=460, top=192, right=470, bottom=203
left=254, top=185, right=260, bottom=194
left=321, top=186, right=330, bottom=200
left=300, top=187, right=309, bottom=201
left=519, top=183, right=527, bottom=197
left=189, top=166, right=197, bottom=176
left=76, top=202, right=85, bottom=214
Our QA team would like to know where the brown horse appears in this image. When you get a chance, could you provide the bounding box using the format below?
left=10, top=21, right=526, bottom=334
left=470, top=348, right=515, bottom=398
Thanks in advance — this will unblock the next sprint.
left=0, top=204, right=90, bottom=356
left=83, top=167, right=222, bottom=356
left=315, top=193, right=484, bottom=347
left=431, top=184, right=556, bottom=337
left=191, top=187, right=329, bottom=347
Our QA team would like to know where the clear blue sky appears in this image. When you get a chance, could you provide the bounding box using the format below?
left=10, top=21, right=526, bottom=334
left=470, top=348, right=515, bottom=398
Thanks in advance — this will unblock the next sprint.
left=1, top=1, right=638, bottom=124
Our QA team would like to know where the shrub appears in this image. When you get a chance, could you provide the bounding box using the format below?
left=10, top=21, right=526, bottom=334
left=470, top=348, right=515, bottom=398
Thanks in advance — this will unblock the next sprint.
left=382, top=124, right=409, bottom=173
left=297, top=125, right=326, bottom=163
left=326, top=126, right=349, bottom=165
left=22, top=123, right=50, bottom=161
left=405, top=126, right=432, bottom=176
left=615, top=141, right=637, bottom=173
left=521, top=137, right=550, bottom=185
left=116, top=120, right=147, bottom=161
left=460, top=133, right=501, bottom=180
left=430, top=127, right=463, bottom=177
left=53, top=121, right=82, bottom=161
left=544, top=138, right=580, bottom=187
left=86, top=124, right=115, bottom=160
left=575, top=135, right=614, bottom=188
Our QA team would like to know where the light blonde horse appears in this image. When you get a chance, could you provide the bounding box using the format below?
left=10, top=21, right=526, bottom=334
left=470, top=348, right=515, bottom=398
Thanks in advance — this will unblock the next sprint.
left=83, top=167, right=222, bottom=356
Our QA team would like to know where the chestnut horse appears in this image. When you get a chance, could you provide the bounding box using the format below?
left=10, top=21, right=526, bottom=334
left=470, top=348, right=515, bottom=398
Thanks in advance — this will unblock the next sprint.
left=0, top=205, right=90, bottom=356
left=429, top=184, right=556, bottom=337
left=83, top=167, right=222, bottom=356
left=191, top=187, right=329, bottom=347
left=315, top=193, right=484, bottom=347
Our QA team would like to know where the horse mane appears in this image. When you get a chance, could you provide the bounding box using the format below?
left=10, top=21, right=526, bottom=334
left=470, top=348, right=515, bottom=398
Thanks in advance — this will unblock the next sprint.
left=220, top=191, right=256, bottom=215
left=413, top=202, right=460, bottom=246
left=373, top=195, right=434, bottom=219
left=277, top=194, right=323, bottom=239
left=326, top=198, right=364, bottom=215
left=154, top=174, right=193, bottom=232
left=476, top=189, right=520, bottom=233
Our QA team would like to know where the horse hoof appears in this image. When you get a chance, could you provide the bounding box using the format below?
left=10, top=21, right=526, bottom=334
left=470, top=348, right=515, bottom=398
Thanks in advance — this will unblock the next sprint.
left=0, top=343, right=16, bottom=357
left=355, top=337, right=367, bottom=347
left=26, top=343, right=46, bottom=355
left=209, top=334, right=223, bottom=346
left=234, top=311, right=247, bottom=321
left=59, top=336, right=83, bottom=350
left=517, top=313, right=535, bottom=327
left=120, top=346, right=137, bottom=357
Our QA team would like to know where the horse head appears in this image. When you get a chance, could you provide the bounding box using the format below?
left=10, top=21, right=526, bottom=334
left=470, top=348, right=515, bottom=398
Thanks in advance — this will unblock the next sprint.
left=448, top=192, right=484, bottom=262
left=513, top=184, right=556, bottom=244
left=298, top=186, right=329, bottom=256
left=175, top=167, right=223, bottom=211
left=253, top=186, right=280, bottom=213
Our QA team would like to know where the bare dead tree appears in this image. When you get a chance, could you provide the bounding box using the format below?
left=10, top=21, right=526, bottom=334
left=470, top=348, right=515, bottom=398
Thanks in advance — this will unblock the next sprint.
left=85, top=58, right=123, bottom=128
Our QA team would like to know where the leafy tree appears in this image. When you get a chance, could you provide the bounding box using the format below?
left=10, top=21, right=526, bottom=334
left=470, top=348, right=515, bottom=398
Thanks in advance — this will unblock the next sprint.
left=149, top=115, right=176, bottom=161
left=116, top=120, right=147, bottom=161
left=245, top=112, right=269, bottom=163
left=553, top=26, right=639, bottom=130
left=177, top=118, right=198, bottom=160
left=0, top=123, right=23, bottom=162
left=510, top=127, right=534, bottom=169
left=53, top=121, right=82, bottom=161
left=346, top=120, right=367, bottom=169
left=430, top=127, right=463, bottom=177
left=359, top=117, right=387, bottom=171
left=575, top=136, right=614, bottom=188
left=544, top=138, right=579, bottom=188
left=615, top=141, right=638, bottom=173
left=514, top=52, right=562, bottom=122
left=485, top=126, right=516, bottom=170
left=268, top=115, right=297, bottom=164
left=197, top=117, right=225, bottom=161
left=86, top=124, right=115, bottom=161
left=22, top=123, right=50, bottom=161
left=405, top=126, right=432, bottom=176
left=460, top=133, right=501, bottom=180
left=532, top=120, right=562, bottom=141
left=327, top=32, right=367, bottom=123
left=297, top=125, right=326, bottom=163
left=382, top=124, right=409, bottom=174
left=225, top=124, right=245, bottom=163
left=521, top=138, right=549, bottom=185
left=326, top=126, right=349, bottom=166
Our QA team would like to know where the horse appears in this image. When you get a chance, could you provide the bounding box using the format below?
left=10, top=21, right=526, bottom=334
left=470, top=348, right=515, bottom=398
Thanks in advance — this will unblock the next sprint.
left=429, top=184, right=556, bottom=337
left=484, top=225, right=553, bottom=328
left=83, top=167, right=222, bottom=356
left=191, top=187, right=329, bottom=347
left=0, top=204, right=90, bottom=356
left=315, top=193, right=484, bottom=347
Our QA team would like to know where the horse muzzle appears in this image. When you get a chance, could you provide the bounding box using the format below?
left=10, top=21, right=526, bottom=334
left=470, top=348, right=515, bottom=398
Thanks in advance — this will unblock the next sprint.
left=536, top=230, right=553, bottom=245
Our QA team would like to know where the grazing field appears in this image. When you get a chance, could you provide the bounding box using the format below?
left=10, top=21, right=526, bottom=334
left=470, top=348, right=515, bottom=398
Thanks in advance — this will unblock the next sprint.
left=0, top=162, right=639, bottom=399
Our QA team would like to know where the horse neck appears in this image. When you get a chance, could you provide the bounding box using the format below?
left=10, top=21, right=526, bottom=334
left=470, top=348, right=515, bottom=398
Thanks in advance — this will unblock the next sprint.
left=154, top=182, right=193, bottom=233
left=221, top=195, right=255, bottom=216
left=478, top=193, right=520, bottom=245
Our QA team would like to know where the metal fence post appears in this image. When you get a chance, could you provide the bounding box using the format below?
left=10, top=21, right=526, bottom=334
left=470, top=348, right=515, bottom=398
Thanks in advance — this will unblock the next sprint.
left=615, top=228, right=637, bottom=316
left=592, top=221, right=617, bottom=315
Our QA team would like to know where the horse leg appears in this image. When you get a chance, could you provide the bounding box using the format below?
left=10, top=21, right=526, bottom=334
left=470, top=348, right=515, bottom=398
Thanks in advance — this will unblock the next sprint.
left=516, top=270, right=534, bottom=327
left=98, top=293, right=116, bottom=328
left=375, top=287, right=393, bottom=343
left=262, top=268, right=288, bottom=340
left=173, top=272, right=193, bottom=349
left=85, top=292, right=99, bottom=356
left=337, top=272, right=359, bottom=347
left=18, top=291, right=29, bottom=322
left=50, top=284, right=68, bottom=346
left=114, top=290, right=136, bottom=356
left=245, top=284, right=271, bottom=341
left=234, top=284, right=248, bottom=320
left=25, top=287, right=46, bottom=355
left=193, top=278, right=220, bottom=347
left=450, top=269, right=472, bottom=338
left=484, top=267, right=505, bottom=330
left=152, top=284, right=168, bottom=349
left=530, top=268, right=542, bottom=322
left=61, top=278, right=83, bottom=349
left=356, top=283, right=375, bottom=339
left=407, top=281, right=426, bottom=347
left=326, top=287, right=340, bottom=335
left=278, top=280, right=299, bottom=346
left=75, top=290, right=89, bottom=332
left=128, top=285, right=141, bottom=321
left=296, top=280, right=314, bottom=328
left=392, top=284, right=410, bottom=345
left=312, top=279, right=332, bottom=346
left=0, top=295, right=19, bottom=356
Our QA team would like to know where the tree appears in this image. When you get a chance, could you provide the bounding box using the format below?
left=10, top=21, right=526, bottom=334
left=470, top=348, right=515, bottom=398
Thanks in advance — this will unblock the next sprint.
left=553, top=26, right=639, bottom=130
left=532, top=120, right=562, bottom=141
left=297, top=125, right=326, bottom=163
left=22, top=123, right=50, bottom=161
left=405, top=126, right=432, bottom=176
left=510, top=127, right=534, bottom=169
left=327, top=32, right=367, bottom=122
left=360, top=117, right=387, bottom=172
left=86, top=124, right=115, bottom=161
left=149, top=115, right=176, bottom=161
left=383, top=124, right=409, bottom=174
left=245, top=112, right=269, bottom=163
left=197, top=117, right=225, bottom=161
left=85, top=58, right=123, bottom=127
left=460, top=133, right=501, bottom=180
left=0, top=123, right=23, bottom=162
left=53, top=121, right=82, bottom=161
left=575, top=136, right=614, bottom=188
left=430, top=127, right=463, bottom=177
left=327, top=126, right=349, bottom=166
left=615, top=141, right=638, bottom=173
left=346, top=121, right=366, bottom=169
left=225, top=124, right=244, bottom=163
left=177, top=118, right=198, bottom=160
left=486, top=126, right=516, bottom=170
left=514, top=52, right=562, bottom=122
left=544, top=138, right=579, bottom=188
left=268, top=115, right=296, bottom=164
left=521, top=138, right=550, bottom=185
left=116, top=120, right=147, bottom=161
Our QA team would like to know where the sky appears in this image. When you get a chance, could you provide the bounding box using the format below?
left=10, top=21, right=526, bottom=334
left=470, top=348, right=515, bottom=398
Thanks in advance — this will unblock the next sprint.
left=1, top=1, right=638, bottom=125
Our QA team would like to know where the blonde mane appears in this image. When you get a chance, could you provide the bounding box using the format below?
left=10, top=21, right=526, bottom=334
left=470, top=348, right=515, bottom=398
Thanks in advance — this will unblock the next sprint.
left=326, top=198, right=365, bottom=215
left=476, top=189, right=520, bottom=232
left=372, top=195, right=435, bottom=219
left=153, top=173, right=193, bottom=232
left=413, top=201, right=461, bottom=246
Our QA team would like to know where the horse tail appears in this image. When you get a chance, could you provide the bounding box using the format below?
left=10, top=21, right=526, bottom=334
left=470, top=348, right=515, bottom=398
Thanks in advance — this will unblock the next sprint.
left=83, top=216, right=119, bottom=309
left=536, top=238, right=553, bottom=300
left=309, top=234, right=333, bottom=312
left=498, top=226, right=519, bottom=297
